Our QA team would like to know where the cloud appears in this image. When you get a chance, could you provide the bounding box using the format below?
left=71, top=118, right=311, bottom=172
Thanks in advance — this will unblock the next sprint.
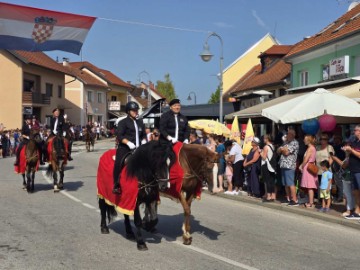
left=213, top=22, right=234, bottom=28
left=251, top=9, right=268, bottom=30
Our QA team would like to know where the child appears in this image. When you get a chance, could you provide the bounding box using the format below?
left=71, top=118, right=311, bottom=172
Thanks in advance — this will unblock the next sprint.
left=319, top=160, right=333, bottom=212
left=224, top=153, right=234, bottom=194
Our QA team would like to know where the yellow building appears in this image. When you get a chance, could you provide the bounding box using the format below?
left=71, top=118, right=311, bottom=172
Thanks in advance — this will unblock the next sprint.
left=223, top=33, right=278, bottom=96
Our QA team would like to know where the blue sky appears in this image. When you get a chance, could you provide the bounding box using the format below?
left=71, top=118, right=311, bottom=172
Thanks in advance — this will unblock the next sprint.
left=4, top=0, right=353, bottom=104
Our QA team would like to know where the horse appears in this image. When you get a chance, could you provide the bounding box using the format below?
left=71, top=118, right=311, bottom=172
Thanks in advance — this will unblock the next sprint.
left=84, top=129, right=95, bottom=152
left=160, top=143, right=219, bottom=245
left=18, top=130, right=41, bottom=193
left=97, top=141, right=175, bottom=251
left=46, top=134, right=68, bottom=192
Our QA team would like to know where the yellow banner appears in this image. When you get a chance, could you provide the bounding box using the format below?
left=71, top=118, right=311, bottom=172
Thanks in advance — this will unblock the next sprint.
left=231, top=116, right=241, bottom=145
left=242, top=118, right=254, bottom=155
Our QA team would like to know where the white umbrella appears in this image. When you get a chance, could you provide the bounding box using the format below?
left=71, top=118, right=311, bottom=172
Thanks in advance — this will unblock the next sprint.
left=262, top=88, right=360, bottom=124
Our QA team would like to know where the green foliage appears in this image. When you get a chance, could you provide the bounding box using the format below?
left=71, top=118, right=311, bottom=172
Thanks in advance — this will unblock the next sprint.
left=156, top=73, right=177, bottom=101
left=208, top=86, right=220, bottom=104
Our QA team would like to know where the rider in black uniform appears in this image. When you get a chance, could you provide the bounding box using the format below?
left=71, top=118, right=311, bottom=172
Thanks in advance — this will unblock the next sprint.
left=159, top=99, right=190, bottom=145
left=44, top=108, right=66, bottom=161
left=14, top=115, right=32, bottom=166
left=112, top=101, right=147, bottom=195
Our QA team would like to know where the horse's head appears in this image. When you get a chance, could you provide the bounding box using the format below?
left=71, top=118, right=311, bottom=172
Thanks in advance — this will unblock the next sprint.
left=126, top=141, right=175, bottom=192
left=30, top=129, right=42, bottom=144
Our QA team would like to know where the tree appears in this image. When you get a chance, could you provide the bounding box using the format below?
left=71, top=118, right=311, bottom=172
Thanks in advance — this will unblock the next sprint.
left=208, top=86, right=220, bottom=104
left=156, top=73, right=177, bottom=101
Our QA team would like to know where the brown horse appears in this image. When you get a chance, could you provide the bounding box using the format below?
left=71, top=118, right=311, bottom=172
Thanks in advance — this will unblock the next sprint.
left=46, top=134, right=68, bottom=192
left=21, top=130, right=41, bottom=192
left=161, top=143, right=219, bottom=245
left=84, top=129, right=95, bottom=152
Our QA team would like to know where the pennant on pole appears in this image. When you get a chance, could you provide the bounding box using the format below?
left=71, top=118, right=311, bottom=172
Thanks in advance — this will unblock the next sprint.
left=242, top=118, right=254, bottom=155
left=0, top=2, right=96, bottom=55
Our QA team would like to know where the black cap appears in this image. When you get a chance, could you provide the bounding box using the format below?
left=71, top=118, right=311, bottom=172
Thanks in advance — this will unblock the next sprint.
left=24, top=115, right=32, bottom=120
left=169, top=99, right=180, bottom=106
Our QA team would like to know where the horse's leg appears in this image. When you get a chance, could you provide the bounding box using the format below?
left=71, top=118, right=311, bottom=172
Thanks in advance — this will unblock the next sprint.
left=133, top=206, right=148, bottom=251
left=124, top=214, right=135, bottom=240
left=53, top=168, right=59, bottom=192
left=58, top=162, right=64, bottom=189
left=25, top=165, right=31, bottom=193
left=31, top=169, right=35, bottom=192
left=99, top=198, right=109, bottom=234
left=179, top=191, right=194, bottom=245
left=22, top=174, right=27, bottom=190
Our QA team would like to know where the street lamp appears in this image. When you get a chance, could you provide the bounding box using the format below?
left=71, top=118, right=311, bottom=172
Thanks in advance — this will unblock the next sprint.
left=187, top=91, right=197, bottom=105
left=137, top=70, right=152, bottom=108
left=200, top=32, right=224, bottom=122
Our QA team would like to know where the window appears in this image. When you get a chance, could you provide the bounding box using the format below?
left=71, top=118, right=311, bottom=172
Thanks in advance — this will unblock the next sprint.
left=24, top=80, right=35, bottom=92
left=87, top=91, right=93, bottom=102
left=45, top=83, right=53, bottom=97
left=58, top=85, right=62, bottom=98
left=97, top=115, right=103, bottom=125
left=111, top=96, right=117, bottom=101
left=300, top=71, right=309, bottom=86
left=97, top=92, right=103, bottom=103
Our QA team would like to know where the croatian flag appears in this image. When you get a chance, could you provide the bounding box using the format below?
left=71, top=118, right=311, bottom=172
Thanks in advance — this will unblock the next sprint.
left=0, top=2, right=96, bottom=55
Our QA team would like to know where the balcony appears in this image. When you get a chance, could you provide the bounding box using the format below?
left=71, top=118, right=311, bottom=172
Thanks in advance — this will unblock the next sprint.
left=22, top=92, right=50, bottom=106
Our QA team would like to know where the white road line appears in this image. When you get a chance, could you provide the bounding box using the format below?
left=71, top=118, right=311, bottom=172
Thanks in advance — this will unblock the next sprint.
left=41, top=158, right=258, bottom=270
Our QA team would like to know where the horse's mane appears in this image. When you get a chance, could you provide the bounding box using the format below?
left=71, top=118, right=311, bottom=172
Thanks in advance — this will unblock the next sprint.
left=126, top=141, right=175, bottom=183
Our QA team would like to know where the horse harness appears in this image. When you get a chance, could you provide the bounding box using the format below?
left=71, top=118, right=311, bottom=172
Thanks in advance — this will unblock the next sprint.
left=181, top=149, right=217, bottom=182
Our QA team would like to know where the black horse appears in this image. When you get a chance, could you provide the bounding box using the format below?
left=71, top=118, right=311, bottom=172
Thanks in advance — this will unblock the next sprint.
left=98, top=141, right=175, bottom=251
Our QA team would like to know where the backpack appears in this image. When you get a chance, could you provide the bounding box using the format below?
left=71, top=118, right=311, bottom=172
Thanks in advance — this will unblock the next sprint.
left=267, top=144, right=277, bottom=174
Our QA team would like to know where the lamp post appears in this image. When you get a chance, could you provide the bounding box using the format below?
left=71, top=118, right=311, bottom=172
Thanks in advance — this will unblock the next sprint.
left=187, top=91, right=197, bottom=105
left=200, top=32, right=224, bottom=122
left=137, top=70, right=152, bottom=108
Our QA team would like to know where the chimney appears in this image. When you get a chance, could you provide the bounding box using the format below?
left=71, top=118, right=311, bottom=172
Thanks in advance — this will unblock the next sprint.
left=62, top=57, right=69, bottom=66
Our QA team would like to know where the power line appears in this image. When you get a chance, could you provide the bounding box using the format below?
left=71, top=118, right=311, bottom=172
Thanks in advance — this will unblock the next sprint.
left=98, top=17, right=210, bottom=33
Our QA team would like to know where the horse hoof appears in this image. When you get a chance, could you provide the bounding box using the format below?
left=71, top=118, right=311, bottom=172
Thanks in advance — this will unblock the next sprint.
left=54, top=185, right=60, bottom=192
left=137, top=243, right=148, bottom=251
left=58, top=184, right=64, bottom=189
left=126, top=232, right=136, bottom=240
left=22, top=186, right=27, bottom=191
left=101, top=226, right=109, bottom=234
left=183, top=236, right=192, bottom=245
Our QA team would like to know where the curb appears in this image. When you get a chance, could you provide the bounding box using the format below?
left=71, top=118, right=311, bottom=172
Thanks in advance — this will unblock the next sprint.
left=204, top=190, right=360, bottom=231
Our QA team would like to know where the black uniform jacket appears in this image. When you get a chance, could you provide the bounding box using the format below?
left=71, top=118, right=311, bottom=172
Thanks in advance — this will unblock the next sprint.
left=116, top=116, right=146, bottom=147
left=50, top=115, right=65, bottom=135
left=21, top=123, right=31, bottom=137
left=159, top=110, right=190, bottom=143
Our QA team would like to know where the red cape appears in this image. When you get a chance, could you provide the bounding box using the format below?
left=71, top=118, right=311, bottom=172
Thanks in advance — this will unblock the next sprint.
left=97, top=149, right=138, bottom=215
left=14, top=146, right=40, bottom=174
left=47, top=138, right=68, bottom=164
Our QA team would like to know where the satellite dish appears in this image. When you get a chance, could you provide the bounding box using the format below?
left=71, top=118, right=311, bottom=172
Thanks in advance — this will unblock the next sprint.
left=348, top=1, right=360, bottom=11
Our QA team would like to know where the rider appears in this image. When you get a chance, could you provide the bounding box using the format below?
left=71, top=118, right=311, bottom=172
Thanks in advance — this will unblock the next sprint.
left=44, top=108, right=67, bottom=161
left=63, top=114, right=74, bottom=161
left=14, top=115, right=32, bottom=166
left=112, top=101, right=147, bottom=195
left=159, top=99, right=190, bottom=145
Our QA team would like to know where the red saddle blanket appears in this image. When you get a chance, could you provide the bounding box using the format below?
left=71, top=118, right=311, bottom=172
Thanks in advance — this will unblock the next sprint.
left=97, top=149, right=138, bottom=216
left=161, top=142, right=202, bottom=200
left=14, top=147, right=40, bottom=174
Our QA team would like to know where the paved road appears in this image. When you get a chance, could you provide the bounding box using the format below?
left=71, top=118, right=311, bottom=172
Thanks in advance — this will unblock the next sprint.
left=0, top=139, right=359, bottom=270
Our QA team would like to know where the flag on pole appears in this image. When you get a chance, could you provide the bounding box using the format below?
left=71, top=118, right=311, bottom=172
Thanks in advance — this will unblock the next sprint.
left=0, top=2, right=96, bottom=55
left=242, top=118, right=254, bottom=155
left=230, top=116, right=241, bottom=145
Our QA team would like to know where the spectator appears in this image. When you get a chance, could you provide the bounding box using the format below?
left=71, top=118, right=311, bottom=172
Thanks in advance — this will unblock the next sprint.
left=278, top=128, right=299, bottom=206
left=343, top=124, right=360, bottom=220
left=299, top=134, right=318, bottom=208
left=318, top=160, right=333, bottom=212
left=189, top=131, right=201, bottom=144
left=243, top=137, right=261, bottom=198
left=316, top=133, right=334, bottom=193
left=260, top=134, right=276, bottom=202
left=330, top=151, right=354, bottom=217
left=224, top=140, right=244, bottom=195
left=151, top=128, right=160, bottom=141
left=331, top=134, right=346, bottom=202
left=215, top=136, right=225, bottom=193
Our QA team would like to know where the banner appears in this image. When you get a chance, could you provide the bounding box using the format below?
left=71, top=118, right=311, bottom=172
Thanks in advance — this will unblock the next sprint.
left=230, top=116, right=241, bottom=146
left=0, top=2, right=96, bottom=54
left=242, top=118, right=254, bottom=155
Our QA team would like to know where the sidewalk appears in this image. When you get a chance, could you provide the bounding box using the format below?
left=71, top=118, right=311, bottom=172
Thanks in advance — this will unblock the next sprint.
left=204, top=189, right=360, bottom=231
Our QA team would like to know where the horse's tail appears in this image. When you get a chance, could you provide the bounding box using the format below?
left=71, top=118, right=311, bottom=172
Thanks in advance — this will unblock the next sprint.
left=46, top=164, right=53, bottom=177
left=107, top=205, right=117, bottom=223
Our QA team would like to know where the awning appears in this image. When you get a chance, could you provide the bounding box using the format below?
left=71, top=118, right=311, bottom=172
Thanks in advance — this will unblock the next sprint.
left=108, top=111, right=126, bottom=118
left=224, top=93, right=304, bottom=121
left=286, top=77, right=360, bottom=92
left=231, top=89, right=273, bottom=99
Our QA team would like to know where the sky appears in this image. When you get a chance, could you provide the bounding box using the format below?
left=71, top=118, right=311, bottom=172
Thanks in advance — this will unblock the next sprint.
left=3, top=0, right=355, bottom=104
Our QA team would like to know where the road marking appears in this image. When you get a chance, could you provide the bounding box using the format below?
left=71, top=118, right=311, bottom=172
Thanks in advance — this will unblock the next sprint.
left=83, top=203, right=96, bottom=209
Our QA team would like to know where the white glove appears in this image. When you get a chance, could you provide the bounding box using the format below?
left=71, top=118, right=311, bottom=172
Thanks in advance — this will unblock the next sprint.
left=183, top=139, right=189, bottom=144
left=63, top=131, right=66, bottom=137
left=171, top=137, right=178, bottom=144
left=167, top=135, right=173, bottom=142
left=126, top=141, right=136, bottom=150
left=141, top=139, right=147, bottom=145
left=53, top=130, right=57, bottom=135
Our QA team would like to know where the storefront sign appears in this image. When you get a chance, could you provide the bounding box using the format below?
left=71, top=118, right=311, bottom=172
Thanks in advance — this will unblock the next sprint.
left=329, top=55, right=349, bottom=77
left=108, top=101, right=121, bottom=111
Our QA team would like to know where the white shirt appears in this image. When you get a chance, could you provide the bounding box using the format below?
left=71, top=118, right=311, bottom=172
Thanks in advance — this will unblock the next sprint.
left=229, top=142, right=244, bottom=163
left=53, top=118, right=58, bottom=134
left=174, top=114, right=179, bottom=141
left=133, top=120, right=139, bottom=148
